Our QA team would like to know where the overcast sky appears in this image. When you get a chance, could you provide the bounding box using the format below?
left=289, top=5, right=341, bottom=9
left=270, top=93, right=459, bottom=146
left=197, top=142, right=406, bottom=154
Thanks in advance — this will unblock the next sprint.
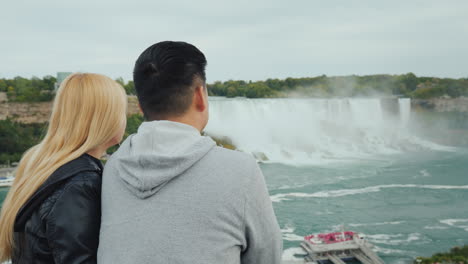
left=1, top=0, right=467, bottom=82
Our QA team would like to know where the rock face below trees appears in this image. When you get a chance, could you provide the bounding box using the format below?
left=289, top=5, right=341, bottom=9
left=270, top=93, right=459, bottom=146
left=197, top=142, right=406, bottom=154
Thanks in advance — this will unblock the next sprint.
left=0, top=92, right=7, bottom=103
left=412, top=97, right=468, bottom=112
left=0, top=96, right=141, bottom=124
left=1, top=96, right=468, bottom=124
left=0, top=101, right=52, bottom=123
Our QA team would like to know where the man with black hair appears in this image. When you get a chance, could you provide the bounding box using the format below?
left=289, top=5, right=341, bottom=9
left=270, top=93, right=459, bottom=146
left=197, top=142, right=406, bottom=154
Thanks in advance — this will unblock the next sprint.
left=97, top=41, right=282, bottom=264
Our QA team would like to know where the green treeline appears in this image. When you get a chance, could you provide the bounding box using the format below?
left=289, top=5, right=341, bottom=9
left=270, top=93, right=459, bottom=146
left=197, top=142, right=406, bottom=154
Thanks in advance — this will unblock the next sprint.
left=207, top=73, right=468, bottom=99
left=114, top=77, right=135, bottom=96
left=0, top=76, right=56, bottom=102
left=415, top=245, right=468, bottom=264
left=0, top=119, right=45, bottom=164
left=0, top=115, right=144, bottom=165
left=1, top=73, right=468, bottom=101
left=0, top=76, right=135, bottom=102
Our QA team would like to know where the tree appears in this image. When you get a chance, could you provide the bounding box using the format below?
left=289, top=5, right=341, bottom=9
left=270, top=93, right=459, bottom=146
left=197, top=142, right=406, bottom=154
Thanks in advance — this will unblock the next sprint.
left=0, top=80, right=6, bottom=92
left=246, top=82, right=274, bottom=98
left=124, top=81, right=136, bottom=95
left=0, top=119, right=45, bottom=164
left=42, top=75, right=57, bottom=90
left=226, top=86, right=237, bottom=98
left=115, top=77, right=125, bottom=87
left=7, top=86, right=15, bottom=98
left=400, top=72, right=419, bottom=92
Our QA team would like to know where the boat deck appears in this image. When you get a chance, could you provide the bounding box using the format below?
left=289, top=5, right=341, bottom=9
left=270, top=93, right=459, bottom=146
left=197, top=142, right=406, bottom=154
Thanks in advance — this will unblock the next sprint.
left=0, top=168, right=15, bottom=187
left=301, top=237, right=385, bottom=264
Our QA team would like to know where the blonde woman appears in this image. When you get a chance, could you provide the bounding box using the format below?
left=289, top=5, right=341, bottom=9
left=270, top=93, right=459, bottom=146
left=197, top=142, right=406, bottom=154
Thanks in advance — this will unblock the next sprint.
left=0, top=73, right=127, bottom=264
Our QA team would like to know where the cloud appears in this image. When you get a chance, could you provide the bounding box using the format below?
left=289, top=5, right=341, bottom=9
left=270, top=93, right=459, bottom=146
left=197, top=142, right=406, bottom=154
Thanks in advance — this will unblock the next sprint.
left=1, top=0, right=467, bottom=81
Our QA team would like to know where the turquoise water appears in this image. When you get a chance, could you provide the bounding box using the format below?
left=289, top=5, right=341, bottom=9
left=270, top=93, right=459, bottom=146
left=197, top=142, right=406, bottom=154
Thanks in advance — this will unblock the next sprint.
left=0, top=188, right=9, bottom=208
left=2, top=97, right=467, bottom=263
left=1, top=150, right=466, bottom=263
left=265, top=149, right=468, bottom=263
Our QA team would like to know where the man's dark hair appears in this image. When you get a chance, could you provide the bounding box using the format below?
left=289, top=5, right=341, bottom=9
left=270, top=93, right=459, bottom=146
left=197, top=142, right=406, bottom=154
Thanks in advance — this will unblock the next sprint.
left=133, top=41, right=207, bottom=120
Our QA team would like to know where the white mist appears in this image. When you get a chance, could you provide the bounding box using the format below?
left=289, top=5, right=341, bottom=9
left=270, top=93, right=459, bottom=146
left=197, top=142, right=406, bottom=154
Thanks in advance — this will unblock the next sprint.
left=205, top=97, right=449, bottom=165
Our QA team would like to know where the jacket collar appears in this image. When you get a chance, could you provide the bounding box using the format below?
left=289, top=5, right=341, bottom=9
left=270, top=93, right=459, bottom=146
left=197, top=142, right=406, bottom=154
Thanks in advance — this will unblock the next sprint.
left=14, top=154, right=103, bottom=232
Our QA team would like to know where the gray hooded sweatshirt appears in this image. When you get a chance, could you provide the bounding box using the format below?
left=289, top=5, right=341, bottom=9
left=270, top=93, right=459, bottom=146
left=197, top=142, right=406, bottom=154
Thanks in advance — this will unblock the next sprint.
left=97, top=121, right=282, bottom=264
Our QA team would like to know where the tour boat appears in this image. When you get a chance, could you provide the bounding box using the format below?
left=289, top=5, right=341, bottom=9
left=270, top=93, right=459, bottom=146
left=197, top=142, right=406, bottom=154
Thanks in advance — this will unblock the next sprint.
left=0, top=176, right=14, bottom=187
left=305, top=231, right=360, bottom=245
left=300, top=229, right=384, bottom=264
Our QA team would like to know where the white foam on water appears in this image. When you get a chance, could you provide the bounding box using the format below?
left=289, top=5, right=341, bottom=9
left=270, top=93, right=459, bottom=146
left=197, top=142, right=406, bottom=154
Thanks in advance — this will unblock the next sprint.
left=281, top=226, right=295, bottom=234
left=270, top=184, right=468, bottom=202
left=424, top=225, right=449, bottom=230
left=283, top=233, right=305, bottom=241
left=440, top=218, right=468, bottom=225
left=206, top=97, right=453, bottom=165
left=367, top=233, right=404, bottom=240
left=440, top=218, right=468, bottom=231
left=314, top=209, right=334, bottom=215
left=281, top=247, right=305, bottom=261
left=348, top=221, right=405, bottom=227
left=419, top=169, right=431, bottom=177
left=373, top=245, right=413, bottom=255
left=271, top=192, right=314, bottom=202
left=280, top=225, right=304, bottom=241
left=367, top=233, right=427, bottom=246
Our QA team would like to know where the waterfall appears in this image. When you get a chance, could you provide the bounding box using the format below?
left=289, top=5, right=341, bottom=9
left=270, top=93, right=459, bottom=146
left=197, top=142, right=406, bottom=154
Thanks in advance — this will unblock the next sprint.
left=205, top=97, right=446, bottom=165
left=399, top=98, right=411, bottom=126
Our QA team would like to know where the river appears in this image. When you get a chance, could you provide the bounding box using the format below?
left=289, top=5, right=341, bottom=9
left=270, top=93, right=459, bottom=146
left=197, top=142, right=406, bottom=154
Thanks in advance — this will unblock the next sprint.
left=2, top=97, right=467, bottom=263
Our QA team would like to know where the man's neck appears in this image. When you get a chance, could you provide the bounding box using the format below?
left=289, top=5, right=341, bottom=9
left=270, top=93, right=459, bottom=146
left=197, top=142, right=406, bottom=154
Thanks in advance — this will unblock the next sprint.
left=155, top=116, right=203, bottom=133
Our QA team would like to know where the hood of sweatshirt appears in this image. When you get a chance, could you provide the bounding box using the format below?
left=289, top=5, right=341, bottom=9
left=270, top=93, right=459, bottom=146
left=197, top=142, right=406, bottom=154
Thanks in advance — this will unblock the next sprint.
left=114, top=120, right=216, bottom=199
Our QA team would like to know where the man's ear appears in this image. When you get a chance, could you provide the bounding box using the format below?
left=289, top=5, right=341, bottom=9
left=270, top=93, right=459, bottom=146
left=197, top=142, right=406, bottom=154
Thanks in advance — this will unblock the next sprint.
left=194, top=85, right=207, bottom=112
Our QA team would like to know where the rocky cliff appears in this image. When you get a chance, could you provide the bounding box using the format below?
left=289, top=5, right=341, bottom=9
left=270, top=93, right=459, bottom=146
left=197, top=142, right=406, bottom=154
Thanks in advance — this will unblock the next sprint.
left=0, top=96, right=141, bottom=124
left=2, top=97, right=468, bottom=124
left=412, top=97, right=468, bottom=112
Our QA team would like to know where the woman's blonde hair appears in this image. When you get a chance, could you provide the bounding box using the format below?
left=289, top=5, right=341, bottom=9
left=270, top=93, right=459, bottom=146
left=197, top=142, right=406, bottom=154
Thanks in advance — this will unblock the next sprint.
left=0, top=73, right=127, bottom=261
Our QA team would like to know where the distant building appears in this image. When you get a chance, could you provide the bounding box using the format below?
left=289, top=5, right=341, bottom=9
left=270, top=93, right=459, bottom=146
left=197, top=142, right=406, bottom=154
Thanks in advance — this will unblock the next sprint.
left=54, top=72, right=72, bottom=90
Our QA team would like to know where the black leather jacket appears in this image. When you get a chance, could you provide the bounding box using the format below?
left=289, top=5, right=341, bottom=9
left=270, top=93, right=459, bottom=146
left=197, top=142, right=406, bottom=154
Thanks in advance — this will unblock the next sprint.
left=12, top=154, right=103, bottom=264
